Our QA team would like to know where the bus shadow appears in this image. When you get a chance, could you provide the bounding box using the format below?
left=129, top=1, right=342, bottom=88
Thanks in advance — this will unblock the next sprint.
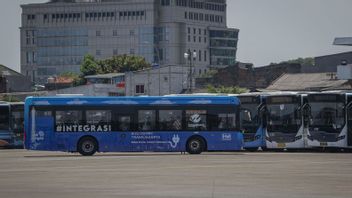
left=24, top=152, right=245, bottom=158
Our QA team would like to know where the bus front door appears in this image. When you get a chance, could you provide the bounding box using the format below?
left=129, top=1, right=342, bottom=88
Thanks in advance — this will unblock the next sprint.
left=29, top=109, right=54, bottom=150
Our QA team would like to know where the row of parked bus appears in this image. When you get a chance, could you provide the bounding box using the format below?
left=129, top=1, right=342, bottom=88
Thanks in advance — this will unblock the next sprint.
left=0, top=102, right=24, bottom=148
left=240, top=91, right=352, bottom=151
left=1, top=91, right=351, bottom=154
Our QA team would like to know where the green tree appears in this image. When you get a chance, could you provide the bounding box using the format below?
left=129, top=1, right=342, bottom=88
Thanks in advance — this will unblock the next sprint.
left=80, top=54, right=100, bottom=76
left=206, top=85, right=248, bottom=94
left=80, top=54, right=151, bottom=75
left=281, top=57, right=315, bottom=66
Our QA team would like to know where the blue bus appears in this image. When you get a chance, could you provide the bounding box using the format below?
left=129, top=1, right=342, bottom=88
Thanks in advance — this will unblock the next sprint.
left=0, top=102, right=24, bottom=148
left=24, top=96, right=243, bottom=155
left=238, top=94, right=266, bottom=151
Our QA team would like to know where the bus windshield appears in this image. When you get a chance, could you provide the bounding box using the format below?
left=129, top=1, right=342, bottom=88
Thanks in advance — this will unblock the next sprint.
left=267, top=103, right=300, bottom=133
left=309, top=102, right=345, bottom=133
left=241, top=103, right=259, bottom=133
left=0, top=106, right=9, bottom=131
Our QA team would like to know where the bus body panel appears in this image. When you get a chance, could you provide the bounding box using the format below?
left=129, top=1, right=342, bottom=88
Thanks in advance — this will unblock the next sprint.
left=244, top=126, right=265, bottom=149
left=25, top=96, right=243, bottom=153
left=266, top=125, right=305, bottom=149
left=29, top=131, right=243, bottom=152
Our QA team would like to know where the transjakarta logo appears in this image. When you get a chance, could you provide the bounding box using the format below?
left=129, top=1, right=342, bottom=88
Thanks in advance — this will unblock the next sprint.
left=190, top=114, right=201, bottom=123
left=56, top=125, right=112, bottom=132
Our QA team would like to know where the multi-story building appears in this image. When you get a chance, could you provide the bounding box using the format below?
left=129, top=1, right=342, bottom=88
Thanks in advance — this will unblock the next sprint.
left=21, top=0, right=239, bottom=84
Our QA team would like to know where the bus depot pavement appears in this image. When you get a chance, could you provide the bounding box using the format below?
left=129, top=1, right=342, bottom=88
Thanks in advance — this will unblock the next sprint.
left=0, top=150, right=352, bottom=198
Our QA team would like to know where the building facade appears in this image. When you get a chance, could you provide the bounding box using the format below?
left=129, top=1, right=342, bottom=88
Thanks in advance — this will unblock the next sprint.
left=21, top=0, right=239, bottom=84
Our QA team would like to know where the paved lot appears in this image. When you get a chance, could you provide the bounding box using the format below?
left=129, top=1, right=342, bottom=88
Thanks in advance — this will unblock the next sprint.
left=0, top=150, right=352, bottom=198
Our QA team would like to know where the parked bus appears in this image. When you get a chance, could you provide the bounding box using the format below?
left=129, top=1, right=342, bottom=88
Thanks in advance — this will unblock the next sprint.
left=238, top=94, right=266, bottom=151
left=24, top=96, right=243, bottom=155
left=306, top=92, right=352, bottom=149
left=265, top=93, right=306, bottom=149
left=0, top=102, right=24, bottom=148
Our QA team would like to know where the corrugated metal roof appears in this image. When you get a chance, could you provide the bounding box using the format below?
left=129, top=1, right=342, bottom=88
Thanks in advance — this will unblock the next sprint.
left=84, top=73, right=125, bottom=79
left=266, top=73, right=351, bottom=91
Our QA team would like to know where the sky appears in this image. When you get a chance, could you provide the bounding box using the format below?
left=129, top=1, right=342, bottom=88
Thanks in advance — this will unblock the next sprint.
left=0, top=0, right=352, bottom=72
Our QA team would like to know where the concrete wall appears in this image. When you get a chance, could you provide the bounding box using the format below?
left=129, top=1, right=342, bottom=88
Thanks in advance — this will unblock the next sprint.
left=125, top=65, right=189, bottom=96
left=46, top=84, right=124, bottom=96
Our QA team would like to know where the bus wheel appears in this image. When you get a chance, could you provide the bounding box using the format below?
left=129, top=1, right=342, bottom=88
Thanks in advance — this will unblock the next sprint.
left=186, top=137, right=205, bottom=154
left=78, top=137, right=98, bottom=156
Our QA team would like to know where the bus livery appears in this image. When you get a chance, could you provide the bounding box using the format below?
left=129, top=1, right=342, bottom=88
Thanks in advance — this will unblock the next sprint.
left=24, top=96, right=243, bottom=155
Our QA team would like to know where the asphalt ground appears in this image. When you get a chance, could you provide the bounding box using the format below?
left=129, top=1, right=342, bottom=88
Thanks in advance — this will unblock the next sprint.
left=0, top=150, right=352, bottom=198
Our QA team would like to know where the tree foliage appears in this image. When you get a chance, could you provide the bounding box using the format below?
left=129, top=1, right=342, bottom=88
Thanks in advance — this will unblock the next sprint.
left=280, top=57, right=315, bottom=66
left=80, top=54, right=100, bottom=76
left=80, top=54, right=151, bottom=76
left=206, top=85, right=248, bottom=94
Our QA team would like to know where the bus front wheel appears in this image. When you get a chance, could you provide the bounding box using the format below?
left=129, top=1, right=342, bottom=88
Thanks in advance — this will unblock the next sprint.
left=78, top=136, right=98, bottom=156
left=186, top=137, right=205, bottom=154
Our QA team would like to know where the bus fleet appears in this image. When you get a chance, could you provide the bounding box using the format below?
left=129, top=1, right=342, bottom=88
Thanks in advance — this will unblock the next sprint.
left=1, top=91, right=349, bottom=155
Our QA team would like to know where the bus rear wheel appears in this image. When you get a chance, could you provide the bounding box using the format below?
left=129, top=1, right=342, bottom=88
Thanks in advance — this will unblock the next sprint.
left=186, top=137, right=205, bottom=154
left=78, top=137, right=98, bottom=156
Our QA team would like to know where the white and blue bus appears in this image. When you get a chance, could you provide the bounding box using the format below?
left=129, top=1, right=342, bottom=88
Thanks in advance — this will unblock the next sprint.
left=238, top=94, right=267, bottom=151
left=24, top=96, right=243, bottom=155
left=306, top=92, right=352, bottom=149
left=0, top=102, right=24, bottom=148
left=264, top=93, right=307, bottom=149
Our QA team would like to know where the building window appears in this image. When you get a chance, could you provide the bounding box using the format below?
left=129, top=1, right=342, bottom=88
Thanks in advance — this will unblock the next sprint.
left=193, top=36, right=196, bottom=42
left=188, top=35, right=191, bottom=42
left=113, top=49, right=118, bottom=55
left=204, top=50, right=207, bottom=62
left=185, top=12, right=187, bottom=19
left=113, top=30, right=117, bottom=36
left=193, top=28, right=196, bottom=34
left=96, top=50, right=101, bottom=56
left=96, top=30, right=101, bottom=36
left=204, top=37, right=207, bottom=43
left=136, top=84, right=145, bottom=94
left=199, top=50, right=202, bottom=62
left=130, top=48, right=135, bottom=54
left=188, top=27, right=191, bottom=34
left=130, top=30, right=135, bottom=36
left=204, top=29, right=207, bottom=35
left=199, top=37, right=201, bottom=43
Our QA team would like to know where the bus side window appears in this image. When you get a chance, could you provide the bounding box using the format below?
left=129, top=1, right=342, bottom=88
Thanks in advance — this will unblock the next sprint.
left=185, top=110, right=207, bottom=131
left=117, top=115, right=132, bottom=131
left=86, top=110, right=112, bottom=125
left=138, top=110, right=156, bottom=131
left=158, top=110, right=183, bottom=131
left=36, top=110, right=52, bottom=117
left=227, top=114, right=237, bottom=130
left=56, top=111, right=82, bottom=125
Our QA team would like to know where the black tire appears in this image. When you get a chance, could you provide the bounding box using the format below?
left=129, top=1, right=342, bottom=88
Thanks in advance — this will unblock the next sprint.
left=78, top=137, right=98, bottom=156
left=186, top=137, right=205, bottom=154
left=245, top=147, right=259, bottom=152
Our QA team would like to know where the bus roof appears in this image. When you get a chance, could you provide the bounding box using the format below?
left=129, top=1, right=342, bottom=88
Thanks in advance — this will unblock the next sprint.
left=25, top=96, right=240, bottom=106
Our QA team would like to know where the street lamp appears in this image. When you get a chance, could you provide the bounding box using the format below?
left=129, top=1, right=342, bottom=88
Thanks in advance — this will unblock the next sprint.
left=184, top=49, right=197, bottom=93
